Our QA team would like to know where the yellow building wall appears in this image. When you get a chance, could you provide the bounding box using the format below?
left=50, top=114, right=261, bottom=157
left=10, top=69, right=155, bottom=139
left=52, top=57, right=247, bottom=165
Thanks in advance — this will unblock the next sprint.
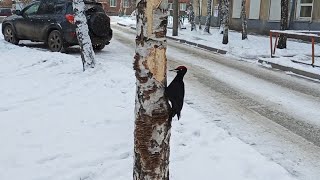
left=313, top=0, right=320, bottom=21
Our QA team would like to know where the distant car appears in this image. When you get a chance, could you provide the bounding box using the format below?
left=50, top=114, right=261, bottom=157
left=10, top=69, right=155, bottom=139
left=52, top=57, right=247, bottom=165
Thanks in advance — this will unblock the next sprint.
left=0, top=8, right=12, bottom=16
left=1, top=0, right=112, bottom=52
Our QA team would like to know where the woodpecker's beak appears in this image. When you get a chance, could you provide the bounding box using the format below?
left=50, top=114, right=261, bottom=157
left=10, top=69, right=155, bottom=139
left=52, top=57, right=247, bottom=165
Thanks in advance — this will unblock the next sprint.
left=169, top=68, right=178, bottom=72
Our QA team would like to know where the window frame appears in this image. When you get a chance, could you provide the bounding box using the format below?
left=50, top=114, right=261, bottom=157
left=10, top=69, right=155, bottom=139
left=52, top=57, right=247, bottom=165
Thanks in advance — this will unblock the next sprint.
left=179, top=3, right=186, bottom=11
left=296, top=0, right=313, bottom=21
left=168, top=3, right=172, bottom=10
left=23, top=2, right=40, bottom=16
left=110, top=0, right=116, bottom=7
left=123, top=0, right=129, bottom=8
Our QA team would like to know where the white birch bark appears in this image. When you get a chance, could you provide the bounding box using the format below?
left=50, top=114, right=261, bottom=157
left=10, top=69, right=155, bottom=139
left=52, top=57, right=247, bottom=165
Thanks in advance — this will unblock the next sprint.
left=73, top=0, right=95, bottom=71
left=222, top=0, right=229, bottom=44
left=198, top=0, right=202, bottom=29
left=190, top=3, right=196, bottom=31
left=203, top=0, right=212, bottom=33
left=241, top=0, right=247, bottom=40
left=133, top=0, right=171, bottom=179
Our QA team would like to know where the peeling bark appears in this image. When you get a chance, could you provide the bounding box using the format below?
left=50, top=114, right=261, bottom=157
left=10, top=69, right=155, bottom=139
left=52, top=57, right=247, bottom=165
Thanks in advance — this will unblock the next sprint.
left=133, top=0, right=172, bottom=179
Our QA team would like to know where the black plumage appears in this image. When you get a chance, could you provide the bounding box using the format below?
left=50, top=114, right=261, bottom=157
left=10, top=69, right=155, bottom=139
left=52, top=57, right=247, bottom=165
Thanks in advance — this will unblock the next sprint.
left=166, top=66, right=187, bottom=120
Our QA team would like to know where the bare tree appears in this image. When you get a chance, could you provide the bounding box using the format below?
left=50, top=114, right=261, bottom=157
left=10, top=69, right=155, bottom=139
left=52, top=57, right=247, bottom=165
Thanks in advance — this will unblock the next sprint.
left=241, top=0, right=247, bottom=40
left=73, top=0, right=95, bottom=71
left=222, top=0, right=229, bottom=44
left=189, top=1, right=196, bottom=31
left=277, top=0, right=289, bottom=49
left=203, top=0, right=213, bottom=33
left=173, top=0, right=179, bottom=36
left=198, top=0, right=202, bottom=29
left=133, top=0, right=171, bottom=179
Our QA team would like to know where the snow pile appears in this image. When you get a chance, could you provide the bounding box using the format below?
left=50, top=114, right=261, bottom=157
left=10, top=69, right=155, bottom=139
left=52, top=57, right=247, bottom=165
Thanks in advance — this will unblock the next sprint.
left=111, top=16, right=320, bottom=71
left=0, top=25, right=296, bottom=179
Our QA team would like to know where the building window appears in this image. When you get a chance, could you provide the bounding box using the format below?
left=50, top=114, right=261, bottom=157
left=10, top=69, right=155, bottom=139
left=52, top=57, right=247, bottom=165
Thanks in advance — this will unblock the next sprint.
left=180, top=3, right=186, bottom=11
left=296, top=0, right=313, bottom=20
left=232, top=0, right=241, bottom=18
left=123, top=0, right=129, bottom=8
left=269, top=0, right=281, bottom=21
left=248, top=0, right=261, bottom=19
left=168, top=3, right=172, bottom=10
left=110, top=0, right=116, bottom=7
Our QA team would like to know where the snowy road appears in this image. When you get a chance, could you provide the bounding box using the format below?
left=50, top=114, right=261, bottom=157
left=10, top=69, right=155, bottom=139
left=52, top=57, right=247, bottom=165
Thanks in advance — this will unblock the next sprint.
left=111, top=25, right=320, bottom=179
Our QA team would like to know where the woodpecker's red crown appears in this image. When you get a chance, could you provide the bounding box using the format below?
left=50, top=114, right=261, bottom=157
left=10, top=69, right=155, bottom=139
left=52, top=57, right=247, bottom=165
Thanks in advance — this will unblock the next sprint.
left=175, top=66, right=187, bottom=70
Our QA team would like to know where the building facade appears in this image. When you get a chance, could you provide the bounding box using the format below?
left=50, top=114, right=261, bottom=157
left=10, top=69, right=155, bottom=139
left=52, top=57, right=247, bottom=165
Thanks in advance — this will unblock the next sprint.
left=193, top=0, right=320, bottom=35
left=98, top=0, right=134, bottom=16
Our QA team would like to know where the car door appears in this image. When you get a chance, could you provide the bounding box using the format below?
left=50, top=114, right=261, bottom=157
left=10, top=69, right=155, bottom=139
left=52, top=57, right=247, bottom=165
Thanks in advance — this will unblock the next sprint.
left=33, top=0, right=56, bottom=41
left=14, top=2, right=40, bottom=40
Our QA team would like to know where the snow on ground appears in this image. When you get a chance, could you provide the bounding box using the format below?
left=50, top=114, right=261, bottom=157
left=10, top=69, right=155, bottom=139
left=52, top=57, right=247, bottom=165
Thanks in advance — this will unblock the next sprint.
left=112, top=16, right=320, bottom=75
left=0, top=23, right=299, bottom=179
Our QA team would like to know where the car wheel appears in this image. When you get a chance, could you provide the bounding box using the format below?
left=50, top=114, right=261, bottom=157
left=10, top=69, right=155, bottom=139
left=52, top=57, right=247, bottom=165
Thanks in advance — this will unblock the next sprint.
left=47, top=30, right=65, bottom=52
left=4, top=25, right=19, bottom=45
left=93, top=44, right=105, bottom=51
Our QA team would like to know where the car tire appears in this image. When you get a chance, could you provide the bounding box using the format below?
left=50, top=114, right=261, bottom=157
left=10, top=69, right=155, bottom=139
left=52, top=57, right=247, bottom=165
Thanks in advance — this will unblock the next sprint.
left=47, top=30, right=66, bottom=52
left=93, top=44, right=105, bottom=51
left=4, top=25, right=19, bottom=45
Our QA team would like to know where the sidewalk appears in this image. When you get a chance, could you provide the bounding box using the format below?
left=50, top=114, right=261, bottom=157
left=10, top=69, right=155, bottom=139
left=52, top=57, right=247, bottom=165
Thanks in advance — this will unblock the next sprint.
left=112, top=16, right=320, bottom=80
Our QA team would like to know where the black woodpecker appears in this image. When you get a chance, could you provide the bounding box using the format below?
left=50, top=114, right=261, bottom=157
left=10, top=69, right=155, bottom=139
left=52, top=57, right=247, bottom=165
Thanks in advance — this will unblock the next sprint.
left=166, top=66, right=187, bottom=120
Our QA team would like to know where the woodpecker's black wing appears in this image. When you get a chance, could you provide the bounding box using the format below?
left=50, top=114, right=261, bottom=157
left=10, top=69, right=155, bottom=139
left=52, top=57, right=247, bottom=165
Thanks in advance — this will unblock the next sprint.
left=166, top=79, right=185, bottom=120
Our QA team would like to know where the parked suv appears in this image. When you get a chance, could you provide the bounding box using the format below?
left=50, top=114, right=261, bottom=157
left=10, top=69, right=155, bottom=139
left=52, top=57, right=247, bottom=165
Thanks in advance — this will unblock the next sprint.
left=2, top=0, right=112, bottom=52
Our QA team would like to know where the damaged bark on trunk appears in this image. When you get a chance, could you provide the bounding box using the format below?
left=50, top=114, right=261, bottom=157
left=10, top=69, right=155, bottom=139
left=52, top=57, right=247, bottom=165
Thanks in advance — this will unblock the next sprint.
left=73, top=0, right=95, bottom=71
left=133, top=0, right=171, bottom=179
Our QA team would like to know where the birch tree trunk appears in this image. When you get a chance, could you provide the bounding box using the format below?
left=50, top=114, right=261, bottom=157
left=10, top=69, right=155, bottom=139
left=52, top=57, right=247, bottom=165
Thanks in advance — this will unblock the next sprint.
left=218, top=0, right=224, bottom=34
left=133, top=0, right=171, bottom=179
left=73, top=0, right=95, bottom=71
left=222, top=0, right=229, bottom=44
left=277, top=0, right=288, bottom=49
left=241, top=0, right=247, bottom=40
left=190, top=2, right=196, bottom=31
left=198, top=0, right=202, bottom=30
left=203, top=0, right=212, bottom=33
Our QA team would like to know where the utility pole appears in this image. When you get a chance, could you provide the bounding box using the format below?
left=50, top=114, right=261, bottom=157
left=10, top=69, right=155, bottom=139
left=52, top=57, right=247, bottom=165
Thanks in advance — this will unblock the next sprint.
left=172, top=0, right=179, bottom=36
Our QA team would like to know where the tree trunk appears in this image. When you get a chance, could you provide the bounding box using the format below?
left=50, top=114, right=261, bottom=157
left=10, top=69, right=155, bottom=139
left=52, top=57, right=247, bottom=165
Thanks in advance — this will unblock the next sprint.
left=73, top=0, right=95, bottom=71
left=203, top=0, right=212, bottom=33
left=198, top=0, right=202, bottom=29
left=190, top=2, right=196, bottom=31
left=173, top=0, right=179, bottom=36
left=133, top=0, right=171, bottom=179
left=218, top=0, right=224, bottom=34
left=222, top=0, right=229, bottom=44
left=277, top=0, right=289, bottom=49
left=241, top=0, right=247, bottom=40
left=119, top=0, right=124, bottom=16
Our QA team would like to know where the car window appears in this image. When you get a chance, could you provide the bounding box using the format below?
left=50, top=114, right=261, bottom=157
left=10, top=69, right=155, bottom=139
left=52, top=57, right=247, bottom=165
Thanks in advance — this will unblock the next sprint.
left=24, top=2, right=40, bottom=16
left=54, top=3, right=65, bottom=14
